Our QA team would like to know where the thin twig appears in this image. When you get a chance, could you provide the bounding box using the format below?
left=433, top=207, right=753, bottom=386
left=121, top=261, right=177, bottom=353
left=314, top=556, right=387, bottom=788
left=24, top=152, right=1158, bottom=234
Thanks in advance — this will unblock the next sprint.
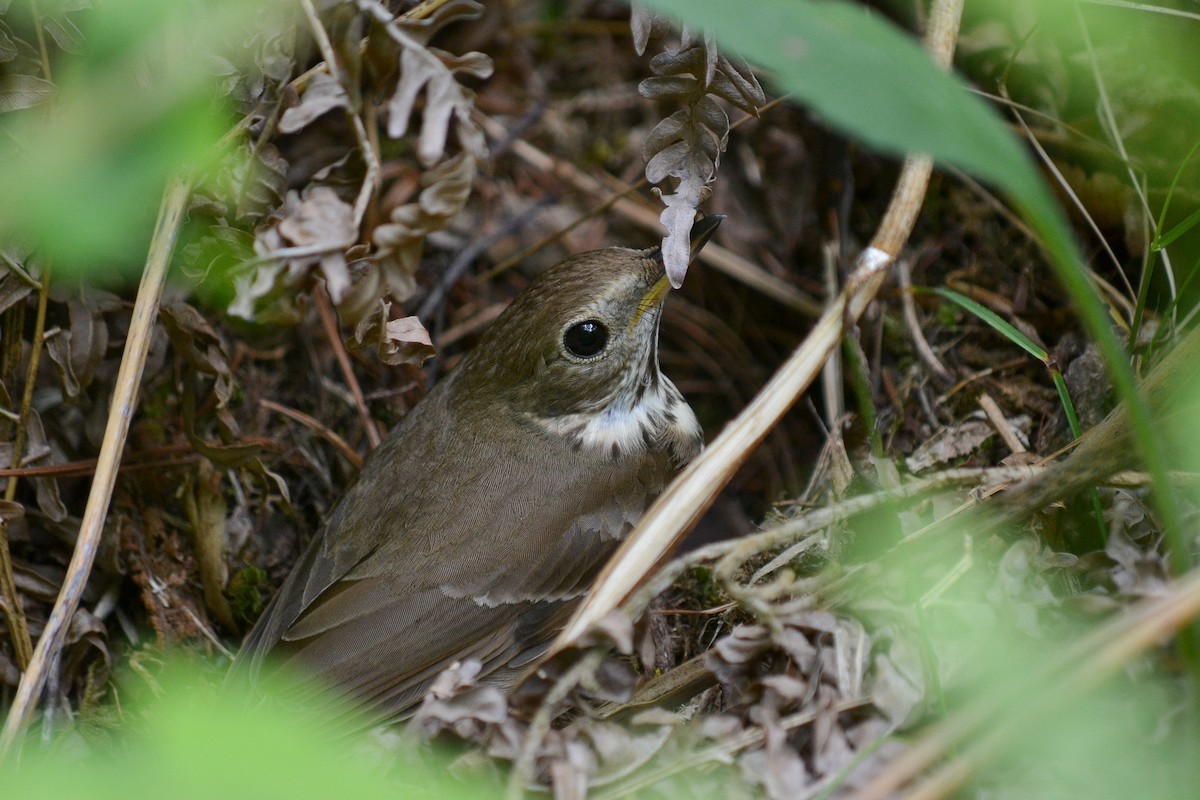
left=260, top=399, right=363, bottom=469
left=5, top=268, right=52, bottom=501
left=820, top=241, right=846, bottom=428
left=0, top=265, right=51, bottom=669
left=0, top=175, right=193, bottom=753
left=978, top=392, right=1026, bottom=454
left=313, top=287, right=381, bottom=450
left=897, top=258, right=953, bottom=385
left=299, top=0, right=380, bottom=229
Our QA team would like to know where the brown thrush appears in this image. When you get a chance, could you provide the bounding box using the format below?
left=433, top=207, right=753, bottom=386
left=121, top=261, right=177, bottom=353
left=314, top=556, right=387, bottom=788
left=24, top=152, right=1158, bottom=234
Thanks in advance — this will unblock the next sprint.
left=234, top=217, right=722, bottom=721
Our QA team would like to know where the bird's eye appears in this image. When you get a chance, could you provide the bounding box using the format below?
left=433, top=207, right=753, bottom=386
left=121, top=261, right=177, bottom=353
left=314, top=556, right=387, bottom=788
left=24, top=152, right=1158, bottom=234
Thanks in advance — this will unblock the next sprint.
left=563, top=319, right=608, bottom=358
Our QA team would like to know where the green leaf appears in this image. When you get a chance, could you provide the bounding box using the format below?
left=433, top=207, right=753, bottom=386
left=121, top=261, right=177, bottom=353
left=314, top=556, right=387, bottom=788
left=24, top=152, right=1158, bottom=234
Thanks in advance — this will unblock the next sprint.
left=0, top=0, right=288, bottom=277
left=927, top=287, right=1048, bottom=362
left=0, top=657, right=494, bottom=800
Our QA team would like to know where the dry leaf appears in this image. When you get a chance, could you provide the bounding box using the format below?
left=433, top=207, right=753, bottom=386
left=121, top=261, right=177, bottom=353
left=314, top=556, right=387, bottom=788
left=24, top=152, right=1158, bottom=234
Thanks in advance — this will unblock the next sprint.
left=278, top=70, right=350, bottom=134
left=637, top=29, right=763, bottom=285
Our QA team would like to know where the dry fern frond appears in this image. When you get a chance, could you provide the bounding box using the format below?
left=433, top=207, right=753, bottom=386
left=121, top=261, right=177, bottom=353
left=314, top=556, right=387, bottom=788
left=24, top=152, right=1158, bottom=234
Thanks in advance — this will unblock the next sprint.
left=632, top=3, right=764, bottom=286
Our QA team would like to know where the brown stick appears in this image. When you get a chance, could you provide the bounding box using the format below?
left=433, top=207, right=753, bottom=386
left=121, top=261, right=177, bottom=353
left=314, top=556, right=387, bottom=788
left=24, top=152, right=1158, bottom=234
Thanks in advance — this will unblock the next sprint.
left=313, top=286, right=381, bottom=451
left=0, top=267, right=50, bottom=670
left=0, top=176, right=191, bottom=753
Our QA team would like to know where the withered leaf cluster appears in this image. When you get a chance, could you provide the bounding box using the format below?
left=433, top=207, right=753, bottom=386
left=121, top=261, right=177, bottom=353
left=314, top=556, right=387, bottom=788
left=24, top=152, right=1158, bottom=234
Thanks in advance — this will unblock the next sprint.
left=191, top=0, right=491, bottom=362
left=631, top=2, right=765, bottom=286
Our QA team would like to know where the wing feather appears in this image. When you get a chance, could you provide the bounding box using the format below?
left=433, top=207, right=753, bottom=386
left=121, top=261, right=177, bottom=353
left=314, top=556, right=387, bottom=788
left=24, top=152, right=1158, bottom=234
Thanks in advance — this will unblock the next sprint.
left=234, top=378, right=669, bottom=722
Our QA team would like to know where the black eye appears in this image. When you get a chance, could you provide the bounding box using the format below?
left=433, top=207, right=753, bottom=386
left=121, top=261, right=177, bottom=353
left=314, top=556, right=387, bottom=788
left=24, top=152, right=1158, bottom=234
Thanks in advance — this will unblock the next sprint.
left=563, top=319, right=608, bottom=358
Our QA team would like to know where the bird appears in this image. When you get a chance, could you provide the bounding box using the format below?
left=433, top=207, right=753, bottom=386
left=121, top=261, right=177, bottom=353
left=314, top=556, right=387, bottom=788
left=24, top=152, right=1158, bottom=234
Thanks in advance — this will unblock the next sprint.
left=232, top=216, right=723, bottom=723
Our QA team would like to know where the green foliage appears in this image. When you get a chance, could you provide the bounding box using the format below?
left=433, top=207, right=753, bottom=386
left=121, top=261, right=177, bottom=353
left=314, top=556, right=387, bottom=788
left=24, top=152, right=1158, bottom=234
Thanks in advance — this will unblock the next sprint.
left=0, top=0, right=285, bottom=277
left=846, top=516, right=1200, bottom=799
left=0, top=658, right=496, bottom=800
left=927, top=287, right=1083, bottom=439
left=226, top=564, right=270, bottom=625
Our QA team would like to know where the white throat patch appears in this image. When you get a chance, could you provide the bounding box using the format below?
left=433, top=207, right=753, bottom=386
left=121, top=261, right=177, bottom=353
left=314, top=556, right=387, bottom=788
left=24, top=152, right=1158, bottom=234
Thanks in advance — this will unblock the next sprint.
left=535, top=375, right=701, bottom=464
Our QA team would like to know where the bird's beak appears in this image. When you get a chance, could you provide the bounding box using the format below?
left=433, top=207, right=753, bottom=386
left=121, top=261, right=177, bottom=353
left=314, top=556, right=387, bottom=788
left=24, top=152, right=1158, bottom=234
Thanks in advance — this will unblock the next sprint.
left=634, top=215, right=725, bottom=328
left=688, top=214, right=724, bottom=263
left=632, top=273, right=671, bottom=328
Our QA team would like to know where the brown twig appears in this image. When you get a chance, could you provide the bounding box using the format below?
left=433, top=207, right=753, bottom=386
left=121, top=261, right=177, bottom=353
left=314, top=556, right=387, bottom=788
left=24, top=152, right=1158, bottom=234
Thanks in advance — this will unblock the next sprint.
left=0, top=266, right=50, bottom=670
left=260, top=399, right=364, bottom=469
left=0, top=175, right=192, bottom=753
left=898, top=258, right=954, bottom=385
left=299, top=0, right=380, bottom=229
left=313, top=286, right=381, bottom=450
left=0, top=441, right=279, bottom=479
left=978, top=392, right=1027, bottom=455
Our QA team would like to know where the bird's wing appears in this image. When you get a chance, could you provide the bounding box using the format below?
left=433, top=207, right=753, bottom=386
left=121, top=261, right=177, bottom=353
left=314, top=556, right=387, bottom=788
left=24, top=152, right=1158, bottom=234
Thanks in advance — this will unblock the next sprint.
left=236, top=394, right=667, bottom=721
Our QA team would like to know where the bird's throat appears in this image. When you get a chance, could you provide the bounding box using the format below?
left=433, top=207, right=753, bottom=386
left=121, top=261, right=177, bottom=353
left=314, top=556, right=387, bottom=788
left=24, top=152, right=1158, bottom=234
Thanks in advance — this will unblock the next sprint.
left=534, top=374, right=701, bottom=465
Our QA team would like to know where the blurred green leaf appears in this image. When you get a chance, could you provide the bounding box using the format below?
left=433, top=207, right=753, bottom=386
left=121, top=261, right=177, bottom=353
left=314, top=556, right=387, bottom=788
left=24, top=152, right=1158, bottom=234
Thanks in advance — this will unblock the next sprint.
left=0, top=657, right=495, bottom=800
left=0, top=0, right=282, bottom=276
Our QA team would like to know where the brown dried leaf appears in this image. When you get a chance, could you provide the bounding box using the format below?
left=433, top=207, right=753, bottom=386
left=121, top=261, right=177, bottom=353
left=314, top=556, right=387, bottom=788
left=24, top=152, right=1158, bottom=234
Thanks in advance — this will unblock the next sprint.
left=904, top=419, right=995, bottom=473
left=366, top=0, right=484, bottom=43
left=66, top=292, right=112, bottom=392
left=348, top=301, right=435, bottom=367
left=0, top=260, right=35, bottom=314
left=412, top=659, right=509, bottom=739
left=637, top=29, right=763, bottom=285
left=161, top=302, right=235, bottom=407
left=741, top=707, right=810, bottom=799
left=629, top=2, right=671, bottom=56
left=278, top=70, right=350, bottom=134
left=1106, top=512, right=1169, bottom=598
left=362, top=0, right=490, bottom=165
left=711, top=54, right=766, bottom=116
left=43, top=328, right=80, bottom=399
left=367, top=151, right=475, bottom=314
left=241, top=187, right=357, bottom=318
left=386, top=44, right=491, bottom=165
left=24, top=410, right=66, bottom=521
